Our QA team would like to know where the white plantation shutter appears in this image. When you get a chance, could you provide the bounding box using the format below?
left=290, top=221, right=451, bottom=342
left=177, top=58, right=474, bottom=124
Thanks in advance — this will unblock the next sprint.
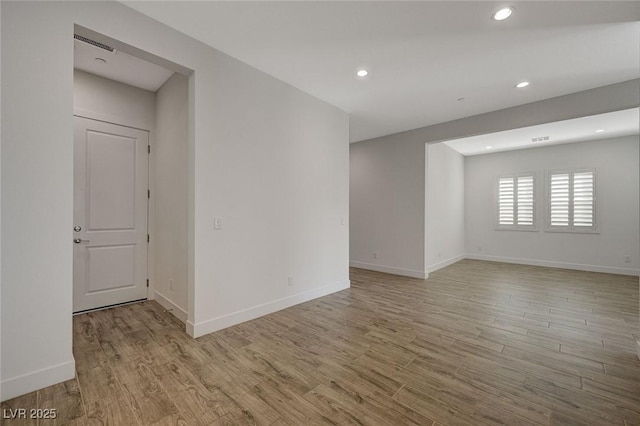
left=548, top=170, right=595, bottom=231
left=573, top=172, right=594, bottom=227
left=516, top=176, right=534, bottom=226
left=550, top=173, right=570, bottom=226
left=498, top=174, right=535, bottom=229
left=498, top=177, right=515, bottom=225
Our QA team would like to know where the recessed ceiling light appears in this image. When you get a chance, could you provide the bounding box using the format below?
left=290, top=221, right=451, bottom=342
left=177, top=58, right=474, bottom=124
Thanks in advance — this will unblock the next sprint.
left=486, top=146, right=493, bottom=150
left=457, top=97, right=465, bottom=102
left=493, top=7, right=513, bottom=21
left=595, top=129, right=605, bottom=133
left=356, top=69, right=369, bottom=78
left=95, top=57, right=107, bottom=64
left=515, top=81, right=530, bottom=88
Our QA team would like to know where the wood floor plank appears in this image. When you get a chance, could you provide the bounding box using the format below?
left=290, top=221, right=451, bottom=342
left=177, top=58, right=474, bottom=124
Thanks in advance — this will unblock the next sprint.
left=523, top=375, right=629, bottom=425
left=36, top=379, right=85, bottom=426
left=561, top=342, right=640, bottom=368
left=471, top=400, right=542, bottom=426
left=112, top=360, right=181, bottom=425
left=1, top=391, right=38, bottom=426
left=394, top=385, right=477, bottom=426
left=304, top=382, right=435, bottom=426
left=252, top=378, right=337, bottom=425
left=2, top=260, right=639, bottom=425
left=150, top=361, right=226, bottom=425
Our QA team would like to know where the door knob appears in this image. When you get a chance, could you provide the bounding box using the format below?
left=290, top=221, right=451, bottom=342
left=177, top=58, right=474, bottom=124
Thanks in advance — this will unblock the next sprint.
left=74, top=238, right=90, bottom=244
left=74, top=226, right=82, bottom=232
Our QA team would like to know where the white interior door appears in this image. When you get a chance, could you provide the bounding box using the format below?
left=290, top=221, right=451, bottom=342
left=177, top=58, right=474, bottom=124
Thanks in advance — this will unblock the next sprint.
left=73, top=116, right=149, bottom=313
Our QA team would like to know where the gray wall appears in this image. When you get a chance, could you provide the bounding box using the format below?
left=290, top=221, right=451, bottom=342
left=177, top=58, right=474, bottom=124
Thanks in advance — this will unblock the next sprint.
left=74, top=69, right=156, bottom=130
left=154, top=73, right=189, bottom=321
left=350, top=131, right=426, bottom=277
left=350, top=80, right=640, bottom=278
left=426, top=143, right=465, bottom=272
left=466, top=136, right=639, bottom=275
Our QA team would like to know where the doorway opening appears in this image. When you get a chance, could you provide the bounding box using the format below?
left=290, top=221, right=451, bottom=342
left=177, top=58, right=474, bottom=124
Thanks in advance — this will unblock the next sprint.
left=72, top=25, right=193, bottom=327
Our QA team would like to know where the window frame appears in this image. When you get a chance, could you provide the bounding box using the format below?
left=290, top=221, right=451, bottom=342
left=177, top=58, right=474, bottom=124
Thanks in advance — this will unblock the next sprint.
left=495, top=172, right=538, bottom=232
left=545, top=167, right=598, bottom=234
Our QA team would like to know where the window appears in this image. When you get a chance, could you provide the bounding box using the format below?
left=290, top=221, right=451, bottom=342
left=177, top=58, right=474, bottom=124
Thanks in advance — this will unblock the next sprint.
left=548, top=169, right=596, bottom=232
left=497, top=174, right=535, bottom=230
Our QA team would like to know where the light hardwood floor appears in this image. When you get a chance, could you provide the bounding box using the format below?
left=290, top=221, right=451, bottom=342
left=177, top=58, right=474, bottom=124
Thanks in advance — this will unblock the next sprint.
left=3, top=260, right=640, bottom=425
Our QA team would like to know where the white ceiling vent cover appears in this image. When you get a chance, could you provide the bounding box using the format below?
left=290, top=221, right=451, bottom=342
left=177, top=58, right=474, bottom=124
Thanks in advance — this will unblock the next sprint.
left=531, top=136, right=550, bottom=143
left=74, top=34, right=115, bottom=53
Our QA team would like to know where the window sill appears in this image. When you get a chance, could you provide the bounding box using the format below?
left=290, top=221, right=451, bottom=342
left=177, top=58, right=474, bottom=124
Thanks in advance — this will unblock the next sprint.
left=544, top=228, right=599, bottom=234
left=495, top=227, right=538, bottom=232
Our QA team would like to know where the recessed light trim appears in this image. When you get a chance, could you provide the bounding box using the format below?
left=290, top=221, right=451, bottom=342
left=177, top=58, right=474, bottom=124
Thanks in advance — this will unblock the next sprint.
left=515, top=81, right=530, bottom=88
left=486, top=146, right=493, bottom=150
left=356, top=69, right=369, bottom=78
left=493, top=7, right=513, bottom=21
left=95, top=57, right=107, bottom=64
left=595, top=129, right=605, bottom=133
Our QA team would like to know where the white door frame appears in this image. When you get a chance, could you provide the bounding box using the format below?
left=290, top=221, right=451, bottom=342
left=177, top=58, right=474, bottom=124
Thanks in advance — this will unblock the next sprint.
left=73, top=25, right=196, bottom=333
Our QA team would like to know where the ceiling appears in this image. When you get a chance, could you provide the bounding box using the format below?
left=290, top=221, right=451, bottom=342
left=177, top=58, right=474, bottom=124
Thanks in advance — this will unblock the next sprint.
left=122, top=1, right=640, bottom=143
left=74, top=37, right=174, bottom=92
left=444, top=108, right=639, bottom=156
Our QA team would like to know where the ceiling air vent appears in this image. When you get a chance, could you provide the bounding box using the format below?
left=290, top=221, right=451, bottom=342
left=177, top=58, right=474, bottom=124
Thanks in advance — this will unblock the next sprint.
left=531, top=136, right=550, bottom=143
left=74, top=34, right=114, bottom=52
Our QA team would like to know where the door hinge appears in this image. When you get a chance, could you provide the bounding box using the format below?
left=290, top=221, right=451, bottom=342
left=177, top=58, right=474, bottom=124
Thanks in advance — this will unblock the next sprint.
left=148, top=145, right=151, bottom=154
left=147, top=189, right=151, bottom=199
left=147, top=234, right=150, bottom=243
left=146, top=279, right=149, bottom=288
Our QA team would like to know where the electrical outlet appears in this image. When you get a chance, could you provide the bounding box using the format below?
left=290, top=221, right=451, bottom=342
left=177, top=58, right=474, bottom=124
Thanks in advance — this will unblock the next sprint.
left=625, top=255, right=631, bottom=263
left=287, top=275, right=293, bottom=286
left=373, top=251, right=378, bottom=259
left=169, top=278, right=174, bottom=291
left=214, top=217, right=223, bottom=230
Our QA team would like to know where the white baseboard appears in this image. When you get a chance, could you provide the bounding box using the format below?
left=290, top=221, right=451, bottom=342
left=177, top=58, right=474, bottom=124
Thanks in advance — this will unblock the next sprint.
left=191, top=280, right=350, bottom=338
left=465, top=254, right=640, bottom=276
left=154, top=290, right=188, bottom=323
left=186, top=320, right=196, bottom=338
left=349, top=261, right=428, bottom=279
left=427, top=254, right=465, bottom=273
left=1, top=360, right=75, bottom=402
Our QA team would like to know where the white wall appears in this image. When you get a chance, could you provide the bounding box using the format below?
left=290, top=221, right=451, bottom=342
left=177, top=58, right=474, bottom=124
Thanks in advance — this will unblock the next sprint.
left=198, top=63, right=349, bottom=334
left=73, top=69, right=155, bottom=130
left=154, top=73, right=188, bottom=322
left=465, top=136, right=640, bottom=275
left=350, top=80, right=639, bottom=280
left=426, top=143, right=465, bottom=272
left=1, top=1, right=349, bottom=401
left=2, top=2, right=75, bottom=401
left=350, top=132, right=426, bottom=278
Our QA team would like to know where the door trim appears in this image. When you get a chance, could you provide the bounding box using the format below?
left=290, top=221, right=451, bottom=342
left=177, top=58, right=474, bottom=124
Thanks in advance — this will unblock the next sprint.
left=74, top=108, right=151, bottom=132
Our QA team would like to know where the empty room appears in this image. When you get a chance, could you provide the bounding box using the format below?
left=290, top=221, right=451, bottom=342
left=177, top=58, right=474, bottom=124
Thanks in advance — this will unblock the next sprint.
left=1, top=1, right=639, bottom=425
